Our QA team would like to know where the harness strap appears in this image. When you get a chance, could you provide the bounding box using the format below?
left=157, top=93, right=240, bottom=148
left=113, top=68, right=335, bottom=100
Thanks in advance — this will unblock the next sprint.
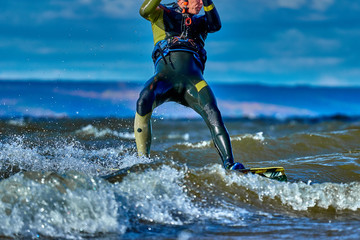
left=180, top=0, right=192, bottom=39
left=152, top=38, right=207, bottom=72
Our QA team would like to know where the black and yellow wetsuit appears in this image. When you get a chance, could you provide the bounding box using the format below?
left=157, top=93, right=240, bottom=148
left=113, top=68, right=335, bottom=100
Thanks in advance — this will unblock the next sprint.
left=135, top=0, right=240, bottom=169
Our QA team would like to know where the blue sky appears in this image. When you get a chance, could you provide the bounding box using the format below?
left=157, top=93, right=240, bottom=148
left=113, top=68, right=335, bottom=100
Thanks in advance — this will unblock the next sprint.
left=1, top=0, right=360, bottom=86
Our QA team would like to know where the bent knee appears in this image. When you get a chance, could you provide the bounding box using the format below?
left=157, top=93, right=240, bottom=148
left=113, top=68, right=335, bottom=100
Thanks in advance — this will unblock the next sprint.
left=136, top=91, right=154, bottom=116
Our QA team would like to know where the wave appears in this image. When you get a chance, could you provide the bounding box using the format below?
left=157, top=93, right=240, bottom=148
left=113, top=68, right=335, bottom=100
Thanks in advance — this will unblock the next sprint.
left=176, top=132, right=265, bottom=149
left=1, top=117, right=360, bottom=238
left=230, top=128, right=360, bottom=166
left=167, top=133, right=190, bottom=141
left=0, top=158, right=359, bottom=238
left=217, top=165, right=360, bottom=212
left=0, top=136, right=148, bottom=179
left=0, top=172, right=125, bottom=238
left=106, top=163, right=360, bottom=221
left=231, top=132, right=265, bottom=142
left=6, top=118, right=27, bottom=127
left=0, top=114, right=360, bottom=239
left=0, top=142, right=360, bottom=238
left=0, top=165, right=249, bottom=238
left=75, top=124, right=134, bottom=140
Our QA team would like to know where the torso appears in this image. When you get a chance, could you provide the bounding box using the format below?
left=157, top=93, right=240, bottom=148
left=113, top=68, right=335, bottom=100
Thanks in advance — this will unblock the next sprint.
left=150, top=5, right=208, bottom=47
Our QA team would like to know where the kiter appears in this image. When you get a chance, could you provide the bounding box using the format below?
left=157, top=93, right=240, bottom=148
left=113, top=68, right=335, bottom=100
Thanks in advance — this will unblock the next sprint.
left=135, top=0, right=245, bottom=170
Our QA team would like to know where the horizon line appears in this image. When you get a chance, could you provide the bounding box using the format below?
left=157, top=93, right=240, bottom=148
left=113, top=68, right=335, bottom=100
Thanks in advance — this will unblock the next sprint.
left=1, top=78, right=360, bottom=88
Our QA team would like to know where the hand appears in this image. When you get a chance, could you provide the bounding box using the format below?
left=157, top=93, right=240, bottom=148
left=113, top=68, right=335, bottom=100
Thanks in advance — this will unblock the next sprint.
left=179, top=0, right=203, bottom=14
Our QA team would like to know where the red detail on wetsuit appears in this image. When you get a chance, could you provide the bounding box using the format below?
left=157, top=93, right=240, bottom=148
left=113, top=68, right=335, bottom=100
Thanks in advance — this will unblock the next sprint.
left=185, top=17, right=192, bottom=26
left=159, top=4, right=171, bottom=13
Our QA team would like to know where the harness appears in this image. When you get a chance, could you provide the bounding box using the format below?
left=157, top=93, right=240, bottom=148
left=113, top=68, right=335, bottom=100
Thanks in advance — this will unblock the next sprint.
left=180, top=0, right=192, bottom=39
left=151, top=2, right=207, bottom=72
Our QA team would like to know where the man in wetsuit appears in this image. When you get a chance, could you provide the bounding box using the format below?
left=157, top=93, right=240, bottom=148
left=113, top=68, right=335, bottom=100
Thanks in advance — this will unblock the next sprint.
left=135, top=0, right=244, bottom=170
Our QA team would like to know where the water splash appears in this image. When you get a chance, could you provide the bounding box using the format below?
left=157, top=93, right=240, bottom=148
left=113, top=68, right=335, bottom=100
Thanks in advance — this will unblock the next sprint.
left=0, top=172, right=125, bottom=238
left=75, top=124, right=134, bottom=139
left=177, top=132, right=265, bottom=149
left=231, top=132, right=265, bottom=142
left=7, top=118, right=27, bottom=127
left=211, top=164, right=360, bottom=211
left=112, top=164, right=250, bottom=226
left=0, top=136, right=148, bottom=177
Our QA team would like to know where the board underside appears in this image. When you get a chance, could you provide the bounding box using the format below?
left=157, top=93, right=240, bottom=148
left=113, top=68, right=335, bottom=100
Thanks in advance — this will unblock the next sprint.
left=237, top=167, right=287, bottom=182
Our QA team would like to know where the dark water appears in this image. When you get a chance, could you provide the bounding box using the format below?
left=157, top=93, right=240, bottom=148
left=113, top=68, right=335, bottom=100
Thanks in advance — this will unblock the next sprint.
left=0, top=117, right=359, bottom=239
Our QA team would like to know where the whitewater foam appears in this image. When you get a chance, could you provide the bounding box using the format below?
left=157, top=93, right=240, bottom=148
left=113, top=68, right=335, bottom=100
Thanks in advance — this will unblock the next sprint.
left=0, top=172, right=125, bottom=238
left=168, top=133, right=190, bottom=141
left=181, top=141, right=211, bottom=149
left=212, top=165, right=360, bottom=211
left=113, top=164, right=249, bottom=226
left=76, top=124, right=134, bottom=139
left=0, top=136, right=149, bottom=177
left=177, top=132, right=265, bottom=149
left=7, top=118, right=26, bottom=127
left=115, top=165, right=199, bottom=225
left=231, top=132, right=265, bottom=142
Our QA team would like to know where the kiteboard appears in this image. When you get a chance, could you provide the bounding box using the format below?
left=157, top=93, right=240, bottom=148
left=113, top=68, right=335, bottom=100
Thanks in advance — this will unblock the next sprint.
left=102, top=165, right=287, bottom=183
left=101, top=163, right=148, bottom=183
left=235, top=167, right=287, bottom=182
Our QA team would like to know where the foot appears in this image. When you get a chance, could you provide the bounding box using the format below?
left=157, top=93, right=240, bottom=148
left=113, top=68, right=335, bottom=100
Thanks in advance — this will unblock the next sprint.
left=226, top=162, right=245, bottom=170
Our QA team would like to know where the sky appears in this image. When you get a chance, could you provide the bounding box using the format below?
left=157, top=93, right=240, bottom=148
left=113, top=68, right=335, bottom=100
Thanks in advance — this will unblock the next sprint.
left=1, top=0, right=360, bottom=86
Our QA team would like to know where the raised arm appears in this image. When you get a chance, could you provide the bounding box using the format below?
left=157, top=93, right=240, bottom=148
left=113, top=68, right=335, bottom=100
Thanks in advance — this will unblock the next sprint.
left=203, top=0, right=221, bottom=32
left=139, top=0, right=162, bottom=20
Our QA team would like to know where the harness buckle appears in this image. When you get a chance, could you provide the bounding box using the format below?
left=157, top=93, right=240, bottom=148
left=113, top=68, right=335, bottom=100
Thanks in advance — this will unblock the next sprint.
left=172, top=37, right=179, bottom=44
left=188, top=39, right=196, bottom=47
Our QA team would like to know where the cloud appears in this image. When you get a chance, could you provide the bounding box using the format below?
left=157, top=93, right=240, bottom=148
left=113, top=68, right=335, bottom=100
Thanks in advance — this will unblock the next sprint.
left=270, top=0, right=334, bottom=11
left=340, top=68, right=360, bottom=77
left=0, top=38, right=60, bottom=55
left=315, top=69, right=360, bottom=86
left=218, top=100, right=317, bottom=118
left=208, top=57, right=342, bottom=74
left=310, top=0, right=335, bottom=11
left=275, top=0, right=307, bottom=10
left=316, top=75, right=344, bottom=87
left=101, top=0, right=140, bottom=18
left=0, top=98, right=19, bottom=106
left=0, top=58, right=152, bottom=81
left=35, top=0, right=142, bottom=21
left=206, top=28, right=343, bottom=75
left=0, top=37, right=151, bottom=60
left=0, top=0, right=143, bottom=23
left=1, top=0, right=359, bottom=87
left=16, top=106, right=68, bottom=118
left=274, top=0, right=334, bottom=11
left=264, top=29, right=341, bottom=57
left=152, top=102, right=199, bottom=118
left=54, top=88, right=141, bottom=102
left=217, top=0, right=336, bottom=22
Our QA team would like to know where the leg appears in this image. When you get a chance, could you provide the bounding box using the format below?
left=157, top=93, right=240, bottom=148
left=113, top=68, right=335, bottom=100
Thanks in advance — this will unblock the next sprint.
left=184, top=80, right=235, bottom=168
left=134, top=78, right=156, bottom=157
left=134, top=76, right=172, bottom=157
left=134, top=111, right=152, bottom=157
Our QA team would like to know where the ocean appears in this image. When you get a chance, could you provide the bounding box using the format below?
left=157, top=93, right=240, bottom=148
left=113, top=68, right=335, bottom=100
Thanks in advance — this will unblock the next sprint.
left=0, top=81, right=360, bottom=239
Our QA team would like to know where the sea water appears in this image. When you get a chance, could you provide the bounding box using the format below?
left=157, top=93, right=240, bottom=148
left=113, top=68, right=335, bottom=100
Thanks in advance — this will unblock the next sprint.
left=1, top=117, right=359, bottom=239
